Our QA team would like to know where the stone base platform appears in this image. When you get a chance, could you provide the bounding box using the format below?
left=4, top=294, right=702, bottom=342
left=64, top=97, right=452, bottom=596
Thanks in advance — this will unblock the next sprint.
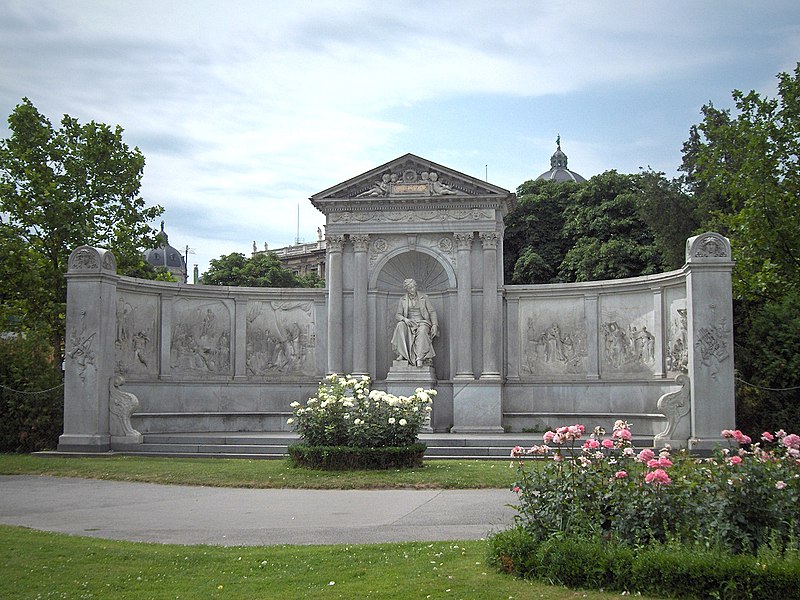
left=41, top=431, right=660, bottom=460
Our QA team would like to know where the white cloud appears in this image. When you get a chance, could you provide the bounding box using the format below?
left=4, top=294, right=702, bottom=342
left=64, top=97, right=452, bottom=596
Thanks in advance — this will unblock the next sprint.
left=1, top=0, right=799, bottom=274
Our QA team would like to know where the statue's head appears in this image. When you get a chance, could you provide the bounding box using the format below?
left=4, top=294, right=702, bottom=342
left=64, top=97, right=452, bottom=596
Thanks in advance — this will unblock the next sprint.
left=403, top=278, right=417, bottom=293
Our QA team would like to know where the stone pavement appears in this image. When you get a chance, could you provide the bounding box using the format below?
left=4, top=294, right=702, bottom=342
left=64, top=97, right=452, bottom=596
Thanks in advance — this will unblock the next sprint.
left=0, top=476, right=516, bottom=547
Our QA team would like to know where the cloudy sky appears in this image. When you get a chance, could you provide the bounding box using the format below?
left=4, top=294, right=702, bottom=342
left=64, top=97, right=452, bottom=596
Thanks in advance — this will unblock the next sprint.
left=2, top=1, right=799, bottom=277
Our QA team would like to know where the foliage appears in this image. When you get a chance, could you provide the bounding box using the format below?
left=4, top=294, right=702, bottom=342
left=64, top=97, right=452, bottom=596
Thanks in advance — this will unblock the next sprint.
left=200, top=251, right=321, bottom=287
left=287, top=443, right=426, bottom=470
left=0, top=98, right=163, bottom=350
left=491, top=421, right=800, bottom=596
left=681, top=64, right=800, bottom=302
left=508, top=422, right=800, bottom=555
left=488, top=530, right=800, bottom=599
left=0, top=330, right=63, bottom=452
left=504, top=172, right=673, bottom=285
left=559, top=171, right=665, bottom=282
left=503, top=178, right=579, bottom=284
left=288, top=374, right=434, bottom=449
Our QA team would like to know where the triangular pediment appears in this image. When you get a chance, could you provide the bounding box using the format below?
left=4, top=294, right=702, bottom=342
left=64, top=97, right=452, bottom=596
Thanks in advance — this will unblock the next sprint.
left=310, top=154, right=512, bottom=208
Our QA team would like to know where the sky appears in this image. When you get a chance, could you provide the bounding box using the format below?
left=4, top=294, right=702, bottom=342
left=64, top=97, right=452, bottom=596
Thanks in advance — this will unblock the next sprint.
left=1, top=1, right=799, bottom=278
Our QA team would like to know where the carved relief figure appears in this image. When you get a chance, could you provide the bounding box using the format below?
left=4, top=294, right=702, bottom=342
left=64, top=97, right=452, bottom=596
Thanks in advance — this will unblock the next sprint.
left=67, top=312, right=96, bottom=382
left=115, top=296, right=157, bottom=376
left=170, top=302, right=231, bottom=374
left=429, top=171, right=457, bottom=195
left=391, top=278, right=439, bottom=367
left=246, top=301, right=315, bottom=375
left=602, top=320, right=657, bottom=372
left=523, top=318, right=587, bottom=375
left=667, top=308, right=689, bottom=373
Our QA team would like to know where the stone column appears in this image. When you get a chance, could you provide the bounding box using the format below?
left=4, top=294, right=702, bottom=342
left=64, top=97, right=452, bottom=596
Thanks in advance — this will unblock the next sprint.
left=59, top=246, right=120, bottom=452
left=479, top=231, right=501, bottom=379
left=326, top=235, right=345, bottom=374
left=454, top=232, right=474, bottom=379
left=351, top=234, right=370, bottom=376
left=685, top=233, right=736, bottom=450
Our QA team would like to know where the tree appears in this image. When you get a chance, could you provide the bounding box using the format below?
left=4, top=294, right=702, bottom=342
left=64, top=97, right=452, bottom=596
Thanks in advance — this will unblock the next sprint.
left=503, top=179, right=579, bottom=284
left=681, top=64, right=800, bottom=433
left=201, top=252, right=323, bottom=288
left=0, top=98, right=163, bottom=351
left=681, top=64, right=800, bottom=301
left=558, top=171, right=664, bottom=282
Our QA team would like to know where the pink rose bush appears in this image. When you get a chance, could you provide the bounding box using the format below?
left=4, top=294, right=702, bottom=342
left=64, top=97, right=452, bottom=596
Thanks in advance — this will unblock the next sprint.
left=509, top=422, right=800, bottom=555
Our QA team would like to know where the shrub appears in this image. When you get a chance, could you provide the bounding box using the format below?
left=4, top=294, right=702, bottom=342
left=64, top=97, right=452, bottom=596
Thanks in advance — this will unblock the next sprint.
left=0, top=331, right=63, bottom=452
left=491, top=420, right=800, bottom=597
left=287, top=374, right=435, bottom=469
left=287, top=443, right=426, bottom=470
left=288, top=374, right=434, bottom=448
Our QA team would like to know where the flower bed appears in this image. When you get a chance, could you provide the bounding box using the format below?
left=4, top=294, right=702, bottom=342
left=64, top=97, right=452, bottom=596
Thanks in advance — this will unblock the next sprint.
left=287, top=374, right=435, bottom=470
left=489, top=421, right=800, bottom=597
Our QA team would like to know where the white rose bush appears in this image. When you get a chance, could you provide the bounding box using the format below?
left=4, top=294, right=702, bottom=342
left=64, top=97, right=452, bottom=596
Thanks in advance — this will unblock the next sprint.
left=287, top=374, right=435, bottom=469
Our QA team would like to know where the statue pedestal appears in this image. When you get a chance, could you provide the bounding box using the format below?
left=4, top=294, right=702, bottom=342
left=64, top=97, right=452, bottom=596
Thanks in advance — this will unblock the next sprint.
left=386, top=361, right=436, bottom=432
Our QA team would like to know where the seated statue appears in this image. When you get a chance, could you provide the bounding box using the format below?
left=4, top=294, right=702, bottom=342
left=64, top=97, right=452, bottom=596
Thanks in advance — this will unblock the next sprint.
left=391, top=278, right=438, bottom=367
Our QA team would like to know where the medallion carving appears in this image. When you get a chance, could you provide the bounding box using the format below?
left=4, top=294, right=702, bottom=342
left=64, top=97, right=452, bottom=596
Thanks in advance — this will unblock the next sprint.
left=70, top=247, right=99, bottom=271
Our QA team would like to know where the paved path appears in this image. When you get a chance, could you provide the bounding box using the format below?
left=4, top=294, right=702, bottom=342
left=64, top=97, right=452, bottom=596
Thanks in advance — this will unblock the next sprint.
left=0, top=476, right=516, bottom=546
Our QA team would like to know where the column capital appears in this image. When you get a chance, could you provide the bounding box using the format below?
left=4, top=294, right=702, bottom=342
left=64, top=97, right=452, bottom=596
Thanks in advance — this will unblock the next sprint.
left=351, top=234, right=370, bottom=252
left=479, top=231, right=499, bottom=249
left=454, top=232, right=474, bottom=250
left=326, top=234, right=345, bottom=252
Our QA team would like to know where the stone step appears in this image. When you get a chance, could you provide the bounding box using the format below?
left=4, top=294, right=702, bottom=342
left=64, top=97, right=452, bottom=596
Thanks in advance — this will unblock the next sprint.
left=110, top=431, right=659, bottom=460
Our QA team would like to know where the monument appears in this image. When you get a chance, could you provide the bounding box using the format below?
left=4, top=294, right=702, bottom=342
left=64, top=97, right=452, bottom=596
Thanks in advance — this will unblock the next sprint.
left=58, top=153, right=736, bottom=451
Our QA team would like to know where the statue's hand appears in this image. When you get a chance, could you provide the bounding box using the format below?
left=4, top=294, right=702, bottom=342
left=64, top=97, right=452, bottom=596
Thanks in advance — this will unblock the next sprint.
left=431, top=325, right=439, bottom=338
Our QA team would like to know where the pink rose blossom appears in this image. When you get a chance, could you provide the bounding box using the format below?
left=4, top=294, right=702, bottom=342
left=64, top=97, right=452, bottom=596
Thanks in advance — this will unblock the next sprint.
left=645, top=469, right=672, bottom=485
left=601, top=438, right=615, bottom=449
left=613, top=428, right=632, bottom=441
left=775, top=481, right=787, bottom=490
left=776, top=429, right=787, bottom=439
left=761, top=431, right=775, bottom=443
left=658, top=456, right=673, bottom=468
left=647, top=459, right=660, bottom=469
left=614, top=470, right=628, bottom=479
left=781, top=434, right=800, bottom=450
left=582, top=439, right=600, bottom=450
left=637, top=449, right=655, bottom=463
left=543, top=431, right=555, bottom=444
left=511, top=445, right=524, bottom=457
left=513, top=486, right=521, bottom=493
left=728, top=455, right=742, bottom=465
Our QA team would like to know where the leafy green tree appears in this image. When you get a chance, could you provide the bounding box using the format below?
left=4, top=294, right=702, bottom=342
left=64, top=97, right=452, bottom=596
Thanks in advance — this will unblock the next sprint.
left=681, top=64, right=800, bottom=433
left=503, top=179, right=579, bottom=284
left=201, top=251, right=321, bottom=287
left=681, top=64, right=800, bottom=301
left=558, top=171, right=664, bottom=282
left=633, top=169, right=700, bottom=270
left=0, top=98, right=163, bottom=351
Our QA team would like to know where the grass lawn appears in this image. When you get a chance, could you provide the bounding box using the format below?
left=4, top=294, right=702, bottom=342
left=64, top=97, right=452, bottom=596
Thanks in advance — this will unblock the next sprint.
left=0, top=454, right=519, bottom=489
left=0, top=525, right=667, bottom=600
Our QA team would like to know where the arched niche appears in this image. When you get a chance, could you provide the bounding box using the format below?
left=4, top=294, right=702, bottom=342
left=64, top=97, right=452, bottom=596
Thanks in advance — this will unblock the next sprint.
left=371, top=249, right=455, bottom=291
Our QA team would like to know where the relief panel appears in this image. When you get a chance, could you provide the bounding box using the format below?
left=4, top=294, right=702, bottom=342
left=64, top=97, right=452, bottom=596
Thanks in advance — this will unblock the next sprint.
left=115, top=293, right=159, bottom=378
left=665, top=287, right=689, bottom=375
left=519, top=298, right=588, bottom=377
left=246, top=301, right=316, bottom=377
left=600, top=293, right=657, bottom=376
left=170, top=299, right=232, bottom=376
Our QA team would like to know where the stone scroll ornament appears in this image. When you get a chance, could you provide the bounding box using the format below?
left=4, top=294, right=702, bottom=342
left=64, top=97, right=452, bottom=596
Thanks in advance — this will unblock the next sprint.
left=654, top=374, right=691, bottom=445
left=109, top=375, right=141, bottom=439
